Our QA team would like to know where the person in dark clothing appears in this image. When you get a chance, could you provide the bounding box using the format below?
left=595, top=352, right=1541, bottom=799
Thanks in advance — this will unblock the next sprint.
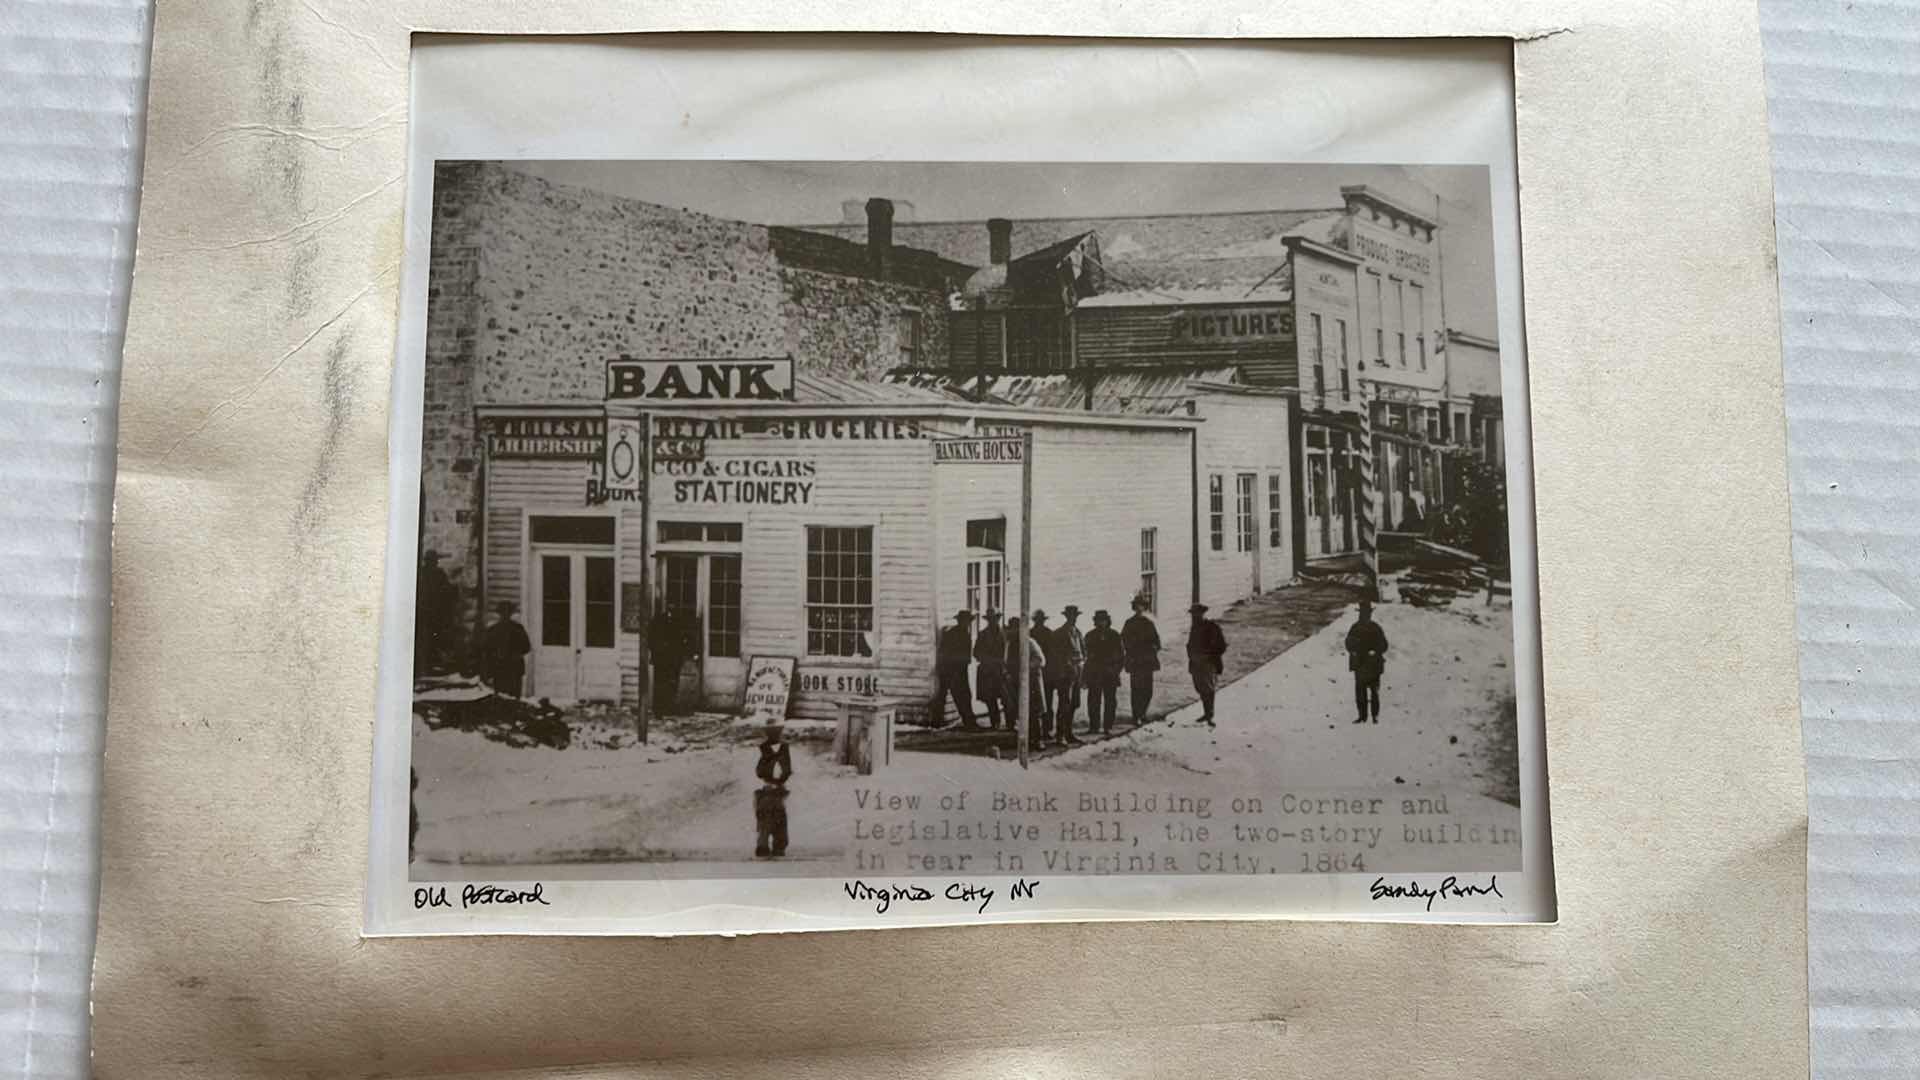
left=1082, top=609, right=1124, bottom=734
left=753, top=722, right=793, bottom=858
left=1186, top=603, right=1228, bottom=726
left=1345, top=600, right=1391, bottom=724
left=931, top=610, right=980, bottom=730
left=1121, top=594, right=1162, bottom=725
left=1046, top=606, right=1086, bottom=745
left=973, top=610, right=1008, bottom=730
left=481, top=601, right=532, bottom=697
left=415, top=550, right=459, bottom=674
left=647, top=604, right=699, bottom=718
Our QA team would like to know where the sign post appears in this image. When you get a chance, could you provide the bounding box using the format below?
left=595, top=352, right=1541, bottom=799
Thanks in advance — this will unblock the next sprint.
left=1017, top=430, right=1033, bottom=769
left=636, top=413, right=653, bottom=742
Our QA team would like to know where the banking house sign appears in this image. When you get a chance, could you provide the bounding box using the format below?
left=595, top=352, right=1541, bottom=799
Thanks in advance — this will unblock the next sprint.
left=606, top=357, right=795, bottom=403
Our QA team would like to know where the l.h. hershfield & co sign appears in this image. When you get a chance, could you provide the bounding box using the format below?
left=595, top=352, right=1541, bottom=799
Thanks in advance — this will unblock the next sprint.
left=606, top=357, right=795, bottom=404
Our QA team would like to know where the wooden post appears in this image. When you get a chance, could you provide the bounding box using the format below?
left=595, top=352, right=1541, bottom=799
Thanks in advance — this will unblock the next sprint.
left=1017, top=429, right=1033, bottom=769
left=636, top=411, right=653, bottom=744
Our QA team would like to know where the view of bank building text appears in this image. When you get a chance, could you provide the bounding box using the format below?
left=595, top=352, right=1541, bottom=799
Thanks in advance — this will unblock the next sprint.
left=384, top=160, right=1544, bottom=930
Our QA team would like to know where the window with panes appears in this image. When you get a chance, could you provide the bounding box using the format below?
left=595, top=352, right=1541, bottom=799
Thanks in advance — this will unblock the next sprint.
left=805, top=526, right=873, bottom=657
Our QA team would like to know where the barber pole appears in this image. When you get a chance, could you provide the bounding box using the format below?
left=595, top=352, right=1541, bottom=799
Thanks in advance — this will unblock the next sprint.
left=1356, top=380, right=1379, bottom=600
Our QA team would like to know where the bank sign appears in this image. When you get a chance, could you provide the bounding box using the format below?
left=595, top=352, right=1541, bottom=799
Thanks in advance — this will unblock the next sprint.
left=606, top=358, right=794, bottom=404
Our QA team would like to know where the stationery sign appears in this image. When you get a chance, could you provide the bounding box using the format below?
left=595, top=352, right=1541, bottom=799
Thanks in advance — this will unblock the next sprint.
left=604, top=416, right=644, bottom=491
left=606, top=358, right=795, bottom=404
left=741, top=655, right=797, bottom=723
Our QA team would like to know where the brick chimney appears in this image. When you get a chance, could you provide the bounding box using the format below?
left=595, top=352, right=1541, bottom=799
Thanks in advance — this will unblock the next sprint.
left=988, top=218, right=1012, bottom=266
left=866, top=197, right=894, bottom=281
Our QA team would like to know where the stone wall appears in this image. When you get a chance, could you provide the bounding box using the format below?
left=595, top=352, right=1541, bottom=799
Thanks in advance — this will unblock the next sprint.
left=418, top=163, right=957, bottom=643
left=781, top=267, right=951, bottom=384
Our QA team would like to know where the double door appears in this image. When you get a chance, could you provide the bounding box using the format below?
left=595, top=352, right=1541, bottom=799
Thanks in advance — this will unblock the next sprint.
left=531, top=547, right=622, bottom=702
left=657, top=551, right=743, bottom=708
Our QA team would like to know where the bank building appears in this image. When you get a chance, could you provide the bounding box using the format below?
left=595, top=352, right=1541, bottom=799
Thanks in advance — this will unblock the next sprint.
left=419, top=163, right=1500, bottom=717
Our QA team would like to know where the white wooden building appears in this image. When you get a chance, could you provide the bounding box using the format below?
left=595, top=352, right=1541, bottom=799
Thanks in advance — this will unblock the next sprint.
left=474, top=369, right=1202, bottom=718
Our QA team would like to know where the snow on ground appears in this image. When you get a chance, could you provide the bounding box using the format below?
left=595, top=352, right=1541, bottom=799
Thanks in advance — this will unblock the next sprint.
left=413, top=597, right=1521, bottom=878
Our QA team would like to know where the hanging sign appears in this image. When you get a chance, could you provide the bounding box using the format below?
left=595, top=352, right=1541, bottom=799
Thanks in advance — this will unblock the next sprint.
left=932, top=436, right=1026, bottom=464
left=606, top=358, right=794, bottom=404
left=604, top=417, right=643, bottom=492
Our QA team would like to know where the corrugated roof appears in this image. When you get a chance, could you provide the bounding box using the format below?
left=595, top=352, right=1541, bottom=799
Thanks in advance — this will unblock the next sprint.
left=888, top=366, right=1244, bottom=417
left=1077, top=284, right=1294, bottom=309
left=794, top=371, right=954, bottom=405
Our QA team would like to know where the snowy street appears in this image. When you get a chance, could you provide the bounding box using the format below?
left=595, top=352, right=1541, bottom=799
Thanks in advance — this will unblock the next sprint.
left=413, top=587, right=1521, bottom=879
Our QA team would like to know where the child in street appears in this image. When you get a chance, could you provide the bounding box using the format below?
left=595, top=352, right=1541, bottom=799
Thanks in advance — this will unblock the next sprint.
left=753, top=722, right=793, bottom=858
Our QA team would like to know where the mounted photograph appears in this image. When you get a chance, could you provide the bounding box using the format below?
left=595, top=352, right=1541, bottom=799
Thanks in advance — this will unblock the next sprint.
left=392, top=158, right=1539, bottom=919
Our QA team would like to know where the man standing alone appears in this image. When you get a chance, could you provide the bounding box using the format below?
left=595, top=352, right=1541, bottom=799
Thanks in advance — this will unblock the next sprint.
left=1121, top=594, right=1161, bottom=725
left=1186, top=602, right=1227, bottom=727
left=932, top=609, right=980, bottom=730
left=1082, top=609, right=1123, bottom=735
left=1345, top=599, right=1390, bottom=724
left=482, top=601, right=531, bottom=697
left=647, top=603, right=698, bottom=719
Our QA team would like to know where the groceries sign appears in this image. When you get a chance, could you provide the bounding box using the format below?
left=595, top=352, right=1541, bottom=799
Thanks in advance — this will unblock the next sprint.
left=606, top=358, right=795, bottom=404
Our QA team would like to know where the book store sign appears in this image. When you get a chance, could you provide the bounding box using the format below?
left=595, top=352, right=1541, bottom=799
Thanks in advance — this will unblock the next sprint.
left=606, top=358, right=795, bottom=404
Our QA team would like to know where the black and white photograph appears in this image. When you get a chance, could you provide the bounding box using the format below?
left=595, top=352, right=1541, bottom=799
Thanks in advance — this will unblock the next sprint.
left=400, top=159, right=1535, bottom=903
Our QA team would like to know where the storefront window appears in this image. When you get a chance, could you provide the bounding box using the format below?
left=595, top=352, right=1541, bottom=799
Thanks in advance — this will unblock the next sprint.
left=806, top=526, right=873, bottom=657
left=1139, top=528, right=1157, bottom=611
left=584, top=556, right=616, bottom=648
left=1268, top=473, right=1283, bottom=548
left=708, top=554, right=742, bottom=658
left=1236, top=473, right=1256, bottom=553
left=1209, top=475, right=1225, bottom=552
left=540, top=555, right=570, bottom=647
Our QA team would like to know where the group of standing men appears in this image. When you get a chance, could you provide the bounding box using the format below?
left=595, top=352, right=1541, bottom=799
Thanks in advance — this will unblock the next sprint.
left=931, top=595, right=1232, bottom=747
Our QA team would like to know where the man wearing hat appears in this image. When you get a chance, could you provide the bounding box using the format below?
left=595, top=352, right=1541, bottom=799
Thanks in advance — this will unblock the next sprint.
left=415, top=548, right=459, bottom=674
left=1121, top=593, right=1162, bottom=725
left=1186, top=602, right=1228, bottom=726
left=481, top=600, right=532, bottom=697
left=1344, top=599, right=1390, bottom=724
left=1082, top=609, right=1124, bottom=734
left=931, top=609, right=980, bottom=730
left=1046, top=605, right=1088, bottom=745
left=972, top=610, right=1008, bottom=730
left=753, top=720, right=793, bottom=858
left=1023, top=611, right=1054, bottom=747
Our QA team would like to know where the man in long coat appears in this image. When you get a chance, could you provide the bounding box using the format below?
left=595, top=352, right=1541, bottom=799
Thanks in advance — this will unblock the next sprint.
left=648, top=603, right=699, bottom=718
left=482, top=600, right=532, bottom=697
left=1345, top=599, right=1390, bottom=724
left=1046, top=605, right=1087, bottom=745
left=931, top=610, right=980, bottom=730
left=1121, top=593, right=1162, bottom=725
left=973, top=610, right=1008, bottom=730
left=1185, top=602, right=1228, bottom=727
left=1082, top=609, right=1124, bottom=734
